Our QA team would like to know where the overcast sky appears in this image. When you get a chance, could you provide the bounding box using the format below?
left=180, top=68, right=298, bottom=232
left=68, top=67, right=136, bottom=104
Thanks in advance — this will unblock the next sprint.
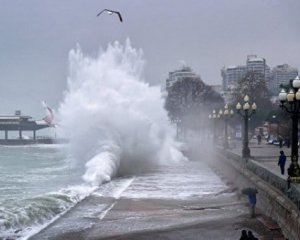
left=0, top=0, right=300, bottom=117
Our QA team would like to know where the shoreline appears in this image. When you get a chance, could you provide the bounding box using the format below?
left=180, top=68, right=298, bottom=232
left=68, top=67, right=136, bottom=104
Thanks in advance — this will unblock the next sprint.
left=29, top=194, right=281, bottom=240
left=28, top=158, right=286, bottom=240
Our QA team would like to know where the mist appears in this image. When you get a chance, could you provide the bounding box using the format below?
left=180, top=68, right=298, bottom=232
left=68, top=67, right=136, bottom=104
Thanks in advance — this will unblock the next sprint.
left=57, top=40, right=187, bottom=186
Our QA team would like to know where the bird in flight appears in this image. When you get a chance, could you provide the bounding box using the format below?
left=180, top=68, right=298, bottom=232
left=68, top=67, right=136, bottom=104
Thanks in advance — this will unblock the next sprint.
left=97, top=9, right=123, bottom=22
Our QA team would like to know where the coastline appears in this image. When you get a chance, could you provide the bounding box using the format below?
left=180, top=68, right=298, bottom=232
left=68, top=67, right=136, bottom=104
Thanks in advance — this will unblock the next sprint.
left=29, top=192, right=280, bottom=239
left=28, top=156, right=286, bottom=240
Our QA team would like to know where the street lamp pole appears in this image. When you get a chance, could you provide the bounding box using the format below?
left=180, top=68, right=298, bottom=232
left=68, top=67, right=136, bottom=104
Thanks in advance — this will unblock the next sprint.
left=236, top=95, right=257, bottom=159
left=272, top=115, right=279, bottom=138
left=209, top=110, right=218, bottom=141
left=279, top=76, right=300, bottom=183
left=219, top=104, right=234, bottom=149
left=224, top=117, right=229, bottom=148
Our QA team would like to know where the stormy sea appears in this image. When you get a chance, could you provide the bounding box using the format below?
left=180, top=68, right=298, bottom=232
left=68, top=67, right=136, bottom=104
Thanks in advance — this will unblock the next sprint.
left=0, top=40, right=230, bottom=239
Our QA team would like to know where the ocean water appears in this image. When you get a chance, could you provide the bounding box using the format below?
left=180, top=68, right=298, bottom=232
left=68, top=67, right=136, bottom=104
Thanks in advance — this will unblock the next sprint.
left=0, top=144, right=230, bottom=240
left=1, top=40, right=225, bottom=239
left=0, top=144, right=96, bottom=239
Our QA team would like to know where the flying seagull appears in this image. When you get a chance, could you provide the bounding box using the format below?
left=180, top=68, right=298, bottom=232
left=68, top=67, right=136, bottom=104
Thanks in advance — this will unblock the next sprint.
left=97, top=9, right=123, bottom=22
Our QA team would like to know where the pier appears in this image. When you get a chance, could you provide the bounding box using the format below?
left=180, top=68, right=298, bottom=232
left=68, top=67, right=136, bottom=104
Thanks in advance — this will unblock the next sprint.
left=0, top=111, right=52, bottom=145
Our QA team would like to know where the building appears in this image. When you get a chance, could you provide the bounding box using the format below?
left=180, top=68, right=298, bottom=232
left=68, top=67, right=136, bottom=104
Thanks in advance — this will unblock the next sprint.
left=211, top=84, right=223, bottom=95
left=221, top=55, right=271, bottom=97
left=246, top=55, right=271, bottom=87
left=165, top=66, right=201, bottom=90
left=221, top=65, right=247, bottom=92
left=270, top=64, right=298, bottom=95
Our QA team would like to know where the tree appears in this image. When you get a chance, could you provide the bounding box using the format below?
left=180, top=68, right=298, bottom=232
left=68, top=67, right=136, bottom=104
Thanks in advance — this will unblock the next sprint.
left=265, top=108, right=291, bottom=139
left=231, top=71, right=273, bottom=129
left=165, top=77, right=224, bottom=131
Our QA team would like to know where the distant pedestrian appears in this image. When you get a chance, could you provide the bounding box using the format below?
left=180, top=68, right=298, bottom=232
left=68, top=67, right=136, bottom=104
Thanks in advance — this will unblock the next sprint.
left=248, top=192, right=257, bottom=218
left=257, top=134, right=261, bottom=145
left=278, top=150, right=286, bottom=175
left=286, top=137, right=291, bottom=148
left=279, top=137, right=283, bottom=148
left=239, top=229, right=249, bottom=240
left=247, top=230, right=258, bottom=240
left=241, top=187, right=258, bottom=218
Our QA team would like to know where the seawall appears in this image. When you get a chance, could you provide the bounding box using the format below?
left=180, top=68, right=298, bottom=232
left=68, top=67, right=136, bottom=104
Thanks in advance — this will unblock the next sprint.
left=215, top=149, right=300, bottom=240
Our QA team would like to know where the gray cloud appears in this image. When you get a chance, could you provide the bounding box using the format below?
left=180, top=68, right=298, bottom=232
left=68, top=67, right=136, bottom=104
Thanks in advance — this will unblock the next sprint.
left=0, top=0, right=299, bottom=116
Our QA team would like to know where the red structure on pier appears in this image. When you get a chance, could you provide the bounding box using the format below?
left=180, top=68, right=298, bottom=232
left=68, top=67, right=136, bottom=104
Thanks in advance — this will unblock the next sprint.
left=0, top=110, right=53, bottom=144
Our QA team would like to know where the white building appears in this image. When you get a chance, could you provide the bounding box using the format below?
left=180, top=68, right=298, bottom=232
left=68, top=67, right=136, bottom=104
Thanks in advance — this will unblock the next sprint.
left=246, top=55, right=271, bottom=87
left=221, top=65, right=247, bottom=92
left=166, top=66, right=201, bottom=90
left=221, top=55, right=271, bottom=96
left=270, top=64, right=298, bottom=95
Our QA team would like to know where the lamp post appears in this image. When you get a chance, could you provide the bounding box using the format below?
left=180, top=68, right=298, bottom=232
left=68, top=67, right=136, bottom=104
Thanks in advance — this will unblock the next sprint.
left=271, top=115, right=280, bottom=139
left=209, top=109, right=218, bottom=141
left=236, top=95, right=257, bottom=158
left=272, top=115, right=277, bottom=137
left=219, top=104, right=234, bottom=149
left=278, top=76, right=300, bottom=182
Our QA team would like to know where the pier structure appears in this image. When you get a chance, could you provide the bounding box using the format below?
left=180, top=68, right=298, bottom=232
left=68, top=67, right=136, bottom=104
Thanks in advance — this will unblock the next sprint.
left=0, top=111, right=52, bottom=144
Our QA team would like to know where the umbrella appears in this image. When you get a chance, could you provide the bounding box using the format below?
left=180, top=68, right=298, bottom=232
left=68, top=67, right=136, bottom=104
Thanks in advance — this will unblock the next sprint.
left=241, top=187, right=258, bottom=195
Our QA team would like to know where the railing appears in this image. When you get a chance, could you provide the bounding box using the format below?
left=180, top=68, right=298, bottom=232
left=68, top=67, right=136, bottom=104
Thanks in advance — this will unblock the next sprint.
left=224, top=150, right=300, bottom=210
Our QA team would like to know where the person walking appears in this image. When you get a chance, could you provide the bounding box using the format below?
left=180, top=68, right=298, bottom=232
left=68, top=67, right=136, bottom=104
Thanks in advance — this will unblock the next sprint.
left=248, top=192, right=257, bottom=218
left=279, top=136, right=283, bottom=148
left=278, top=150, right=286, bottom=175
left=257, top=134, right=261, bottom=145
left=247, top=230, right=258, bottom=240
left=248, top=230, right=258, bottom=240
left=242, top=187, right=258, bottom=218
left=285, top=137, right=291, bottom=148
left=239, top=229, right=249, bottom=240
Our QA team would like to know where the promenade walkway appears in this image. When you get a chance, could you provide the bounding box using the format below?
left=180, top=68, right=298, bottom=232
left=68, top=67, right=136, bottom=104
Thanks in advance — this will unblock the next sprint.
left=231, top=139, right=289, bottom=178
left=221, top=138, right=300, bottom=239
left=226, top=138, right=300, bottom=203
left=28, top=137, right=295, bottom=240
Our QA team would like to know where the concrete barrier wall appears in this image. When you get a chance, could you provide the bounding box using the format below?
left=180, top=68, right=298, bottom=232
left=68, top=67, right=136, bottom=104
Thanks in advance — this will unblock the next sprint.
left=218, top=150, right=300, bottom=240
left=224, top=151, right=300, bottom=210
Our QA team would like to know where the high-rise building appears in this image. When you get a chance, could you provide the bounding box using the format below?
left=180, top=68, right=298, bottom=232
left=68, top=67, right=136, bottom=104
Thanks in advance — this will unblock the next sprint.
left=246, top=55, right=271, bottom=87
left=165, top=66, right=201, bottom=90
left=270, top=64, right=298, bottom=95
left=221, top=65, right=247, bottom=92
left=221, top=55, right=271, bottom=95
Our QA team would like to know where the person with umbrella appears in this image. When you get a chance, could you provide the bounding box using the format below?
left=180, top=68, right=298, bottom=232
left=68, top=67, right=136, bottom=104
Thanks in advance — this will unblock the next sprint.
left=242, top=187, right=258, bottom=218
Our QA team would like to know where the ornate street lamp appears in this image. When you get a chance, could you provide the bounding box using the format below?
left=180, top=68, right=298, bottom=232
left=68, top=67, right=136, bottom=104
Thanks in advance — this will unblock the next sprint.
left=209, top=109, right=218, bottom=141
left=219, top=104, right=234, bottom=149
left=278, top=76, right=300, bottom=183
left=236, top=95, right=257, bottom=158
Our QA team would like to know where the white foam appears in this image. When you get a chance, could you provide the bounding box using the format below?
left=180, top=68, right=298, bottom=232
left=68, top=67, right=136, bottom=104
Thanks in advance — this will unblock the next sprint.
left=17, top=184, right=96, bottom=240
left=58, top=39, right=186, bottom=186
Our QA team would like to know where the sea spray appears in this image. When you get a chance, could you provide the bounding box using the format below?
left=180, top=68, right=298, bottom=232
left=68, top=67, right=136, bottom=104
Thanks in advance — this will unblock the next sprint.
left=58, top=39, right=186, bottom=186
left=0, top=184, right=95, bottom=239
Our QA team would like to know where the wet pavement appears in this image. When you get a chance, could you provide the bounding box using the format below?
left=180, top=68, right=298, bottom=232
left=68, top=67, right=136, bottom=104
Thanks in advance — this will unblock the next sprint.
left=29, top=140, right=289, bottom=240
left=231, top=138, right=290, bottom=178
